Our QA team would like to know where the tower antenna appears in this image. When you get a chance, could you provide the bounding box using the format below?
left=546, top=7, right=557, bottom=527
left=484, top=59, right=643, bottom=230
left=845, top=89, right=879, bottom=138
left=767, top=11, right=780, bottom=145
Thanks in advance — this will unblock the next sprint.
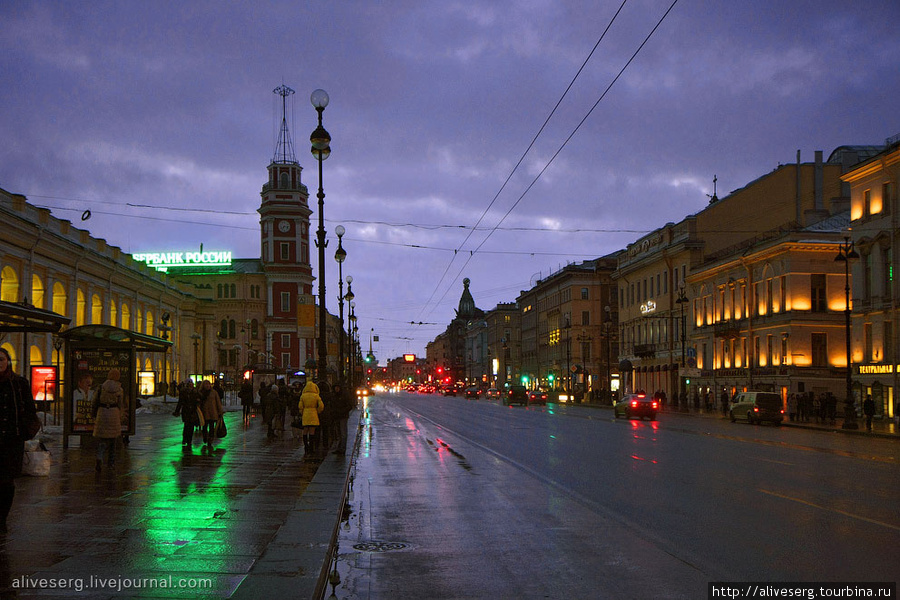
left=273, top=85, right=297, bottom=164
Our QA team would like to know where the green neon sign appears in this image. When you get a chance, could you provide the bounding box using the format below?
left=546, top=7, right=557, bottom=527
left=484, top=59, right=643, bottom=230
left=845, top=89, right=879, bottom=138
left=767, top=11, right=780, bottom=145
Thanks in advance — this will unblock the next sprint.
left=133, top=251, right=233, bottom=272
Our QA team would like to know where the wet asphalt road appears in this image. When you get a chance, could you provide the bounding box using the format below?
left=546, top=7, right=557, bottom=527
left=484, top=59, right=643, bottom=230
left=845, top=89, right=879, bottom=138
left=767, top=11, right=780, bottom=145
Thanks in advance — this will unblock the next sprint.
left=333, top=392, right=899, bottom=599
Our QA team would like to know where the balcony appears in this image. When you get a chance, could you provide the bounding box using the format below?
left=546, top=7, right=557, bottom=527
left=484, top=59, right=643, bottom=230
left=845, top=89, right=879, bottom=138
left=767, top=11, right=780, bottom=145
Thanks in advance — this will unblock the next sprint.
left=713, top=320, right=743, bottom=339
left=634, top=344, right=656, bottom=358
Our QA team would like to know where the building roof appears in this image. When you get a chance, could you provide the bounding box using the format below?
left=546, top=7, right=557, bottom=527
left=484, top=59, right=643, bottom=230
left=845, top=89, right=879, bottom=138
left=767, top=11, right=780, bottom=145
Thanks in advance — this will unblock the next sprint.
left=0, top=300, right=70, bottom=333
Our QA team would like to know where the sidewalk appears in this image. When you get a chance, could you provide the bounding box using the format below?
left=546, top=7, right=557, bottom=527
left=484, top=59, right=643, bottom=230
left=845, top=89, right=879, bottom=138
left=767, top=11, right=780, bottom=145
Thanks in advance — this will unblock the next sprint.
left=0, top=404, right=357, bottom=600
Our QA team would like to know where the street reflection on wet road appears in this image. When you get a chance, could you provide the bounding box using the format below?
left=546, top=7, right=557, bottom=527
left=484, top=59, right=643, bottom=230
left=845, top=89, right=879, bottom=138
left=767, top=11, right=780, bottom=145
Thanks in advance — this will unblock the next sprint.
left=332, top=392, right=899, bottom=599
left=1, top=410, right=319, bottom=599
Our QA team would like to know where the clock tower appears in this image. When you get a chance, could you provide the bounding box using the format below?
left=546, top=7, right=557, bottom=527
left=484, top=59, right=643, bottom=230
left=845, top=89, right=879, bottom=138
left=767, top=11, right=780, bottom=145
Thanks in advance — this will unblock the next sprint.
left=258, top=84, right=315, bottom=372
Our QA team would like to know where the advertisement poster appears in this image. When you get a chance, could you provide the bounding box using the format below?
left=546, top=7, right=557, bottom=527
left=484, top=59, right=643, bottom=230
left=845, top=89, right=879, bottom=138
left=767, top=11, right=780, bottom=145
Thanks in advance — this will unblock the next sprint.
left=69, top=348, right=134, bottom=435
left=30, top=365, right=57, bottom=408
left=137, top=371, right=156, bottom=396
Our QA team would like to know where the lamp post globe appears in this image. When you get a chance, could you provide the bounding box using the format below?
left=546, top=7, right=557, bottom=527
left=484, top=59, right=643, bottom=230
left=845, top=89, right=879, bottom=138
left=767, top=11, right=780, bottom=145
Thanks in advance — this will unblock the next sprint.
left=310, top=88, right=331, bottom=385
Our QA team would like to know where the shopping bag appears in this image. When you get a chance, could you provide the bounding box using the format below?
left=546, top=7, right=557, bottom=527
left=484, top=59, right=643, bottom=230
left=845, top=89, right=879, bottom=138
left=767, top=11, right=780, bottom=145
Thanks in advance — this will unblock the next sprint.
left=22, top=442, right=51, bottom=477
left=216, top=418, right=227, bottom=439
left=196, top=407, right=205, bottom=428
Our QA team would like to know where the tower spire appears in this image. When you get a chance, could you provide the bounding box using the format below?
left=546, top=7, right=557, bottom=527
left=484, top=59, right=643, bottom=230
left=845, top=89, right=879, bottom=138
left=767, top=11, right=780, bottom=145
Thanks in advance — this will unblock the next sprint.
left=273, top=84, right=297, bottom=164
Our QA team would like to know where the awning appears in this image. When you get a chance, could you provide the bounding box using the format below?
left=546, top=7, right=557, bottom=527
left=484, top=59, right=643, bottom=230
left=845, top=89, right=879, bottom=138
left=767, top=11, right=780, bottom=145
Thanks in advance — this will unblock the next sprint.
left=60, top=325, right=172, bottom=352
left=0, top=299, right=70, bottom=333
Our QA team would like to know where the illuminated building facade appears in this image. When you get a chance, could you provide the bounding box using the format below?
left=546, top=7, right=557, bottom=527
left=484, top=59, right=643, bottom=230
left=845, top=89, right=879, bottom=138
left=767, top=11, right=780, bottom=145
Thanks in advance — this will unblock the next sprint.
left=844, top=138, right=900, bottom=418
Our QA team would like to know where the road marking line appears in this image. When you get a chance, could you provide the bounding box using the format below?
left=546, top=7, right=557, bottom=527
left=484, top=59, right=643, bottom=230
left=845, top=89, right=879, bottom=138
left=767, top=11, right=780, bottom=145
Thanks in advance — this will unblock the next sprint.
left=758, top=489, right=900, bottom=532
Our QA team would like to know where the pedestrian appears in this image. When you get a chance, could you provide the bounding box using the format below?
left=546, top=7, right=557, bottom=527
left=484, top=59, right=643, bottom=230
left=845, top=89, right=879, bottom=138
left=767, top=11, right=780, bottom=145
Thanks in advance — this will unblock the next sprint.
left=721, top=389, right=729, bottom=415
left=198, top=380, right=224, bottom=446
left=263, top=382, right=280, bottom=438
left=173, top=380, right=201, bottom=447
left=238, top=379, right=253, bottom=423
left=318, top=380, right=334, bottom=450
left=331, top=383, right=355, bottom=455
left=289, top=381, right=303, bottom=439
left=93, top=368, right=125, bottom=472
left=0, top=347, right=40, bottom=534
left=787, top=393, right=797, bottom=422
left=863, top=394, right=875, bottom=432
left=214, top=379, right=226, bottom=408
left=274, top=379, right=289, bottom=436
left=299, top=379, right=324, bottom=454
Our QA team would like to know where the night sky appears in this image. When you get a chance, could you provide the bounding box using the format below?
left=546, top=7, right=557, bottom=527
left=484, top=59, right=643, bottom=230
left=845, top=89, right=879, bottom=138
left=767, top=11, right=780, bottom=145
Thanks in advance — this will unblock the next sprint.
left=2, top=1, right=898, bottom=359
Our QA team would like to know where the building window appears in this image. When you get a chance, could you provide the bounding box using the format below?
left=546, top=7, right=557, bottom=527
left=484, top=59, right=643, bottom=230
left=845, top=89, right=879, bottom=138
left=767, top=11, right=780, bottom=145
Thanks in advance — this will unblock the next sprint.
left=581, top=287, right=589, bottom=300
left=885, top=321, right=893, bottom=362
left=220, top=320, right=228, bottom=338
left=231, top=283, right=237, bottom=298
left=217, top=284, right=222, bottom=298
left=281, top=334, right=290, bottom=348
left=281, top=292, right=290, bottom=312
left=863, top=189, right=871, bottom=216
left=884, top=247, right=893, bottom=299
left=864, top=323, right=873, bottom=361
left=864, top=252, right=873, bottom=300
left=582, top=311, right=590, bottom=326
left=883, top=182, right=894, bottom=215
left=811, top=274, right=827, bottom=312
left=229, top=319, right=236, bottom=339
left=811, top=333, right=827, bottom=367
left=251, top=319, right=259, bottom=339
left=280, top=242, right=290, bottom=261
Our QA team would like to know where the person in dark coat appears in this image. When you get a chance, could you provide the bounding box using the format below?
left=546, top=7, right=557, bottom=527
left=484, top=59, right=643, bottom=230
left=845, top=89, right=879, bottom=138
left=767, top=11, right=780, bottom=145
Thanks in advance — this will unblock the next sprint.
left=174, top=380, right=201, bottom=446
left=0, top=348, right=38, bottom=534
left=863, top=395, right=875, bottom=431
left=238, top=379, right=253, bottom=423
left=331, top=383, right=355, bottom=455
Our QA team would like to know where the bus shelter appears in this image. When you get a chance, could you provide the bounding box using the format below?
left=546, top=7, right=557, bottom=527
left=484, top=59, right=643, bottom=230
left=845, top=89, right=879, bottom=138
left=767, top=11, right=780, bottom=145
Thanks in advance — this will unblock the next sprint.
left=59, top=325, right=171, bottom=449
left=0, top=299, right=71, bottom=418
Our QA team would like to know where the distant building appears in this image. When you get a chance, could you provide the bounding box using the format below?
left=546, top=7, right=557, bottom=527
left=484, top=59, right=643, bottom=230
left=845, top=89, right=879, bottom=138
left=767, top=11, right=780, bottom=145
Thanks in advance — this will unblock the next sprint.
left=426, top=278, right=484, bottom=383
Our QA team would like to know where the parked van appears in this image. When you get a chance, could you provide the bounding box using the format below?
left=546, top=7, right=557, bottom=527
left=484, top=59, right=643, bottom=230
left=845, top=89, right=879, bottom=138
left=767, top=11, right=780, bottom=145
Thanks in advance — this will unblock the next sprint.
left=729, top=391, right=784, bottom=425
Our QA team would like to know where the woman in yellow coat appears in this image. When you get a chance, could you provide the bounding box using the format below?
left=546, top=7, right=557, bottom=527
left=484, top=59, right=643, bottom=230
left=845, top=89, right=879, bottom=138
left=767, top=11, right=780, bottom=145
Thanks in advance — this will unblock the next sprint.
left=299, top=380, right=324, bottom=453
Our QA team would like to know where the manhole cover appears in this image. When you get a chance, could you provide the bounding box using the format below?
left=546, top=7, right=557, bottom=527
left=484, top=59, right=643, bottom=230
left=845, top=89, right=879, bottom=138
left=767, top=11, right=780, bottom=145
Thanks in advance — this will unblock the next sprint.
left=352, top=541, right=409, bottom=552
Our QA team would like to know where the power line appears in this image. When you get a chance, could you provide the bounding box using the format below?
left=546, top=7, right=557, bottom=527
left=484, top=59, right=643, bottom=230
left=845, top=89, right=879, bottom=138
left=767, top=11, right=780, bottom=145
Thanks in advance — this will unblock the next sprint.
left=428, top=0, right=681, bottom=317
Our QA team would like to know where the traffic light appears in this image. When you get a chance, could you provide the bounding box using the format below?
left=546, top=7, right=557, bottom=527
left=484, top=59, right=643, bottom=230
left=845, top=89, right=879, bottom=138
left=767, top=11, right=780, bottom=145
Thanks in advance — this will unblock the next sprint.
left=437, top=366, right=443, bottom=374
left=548, top=374, right=555, bottom=383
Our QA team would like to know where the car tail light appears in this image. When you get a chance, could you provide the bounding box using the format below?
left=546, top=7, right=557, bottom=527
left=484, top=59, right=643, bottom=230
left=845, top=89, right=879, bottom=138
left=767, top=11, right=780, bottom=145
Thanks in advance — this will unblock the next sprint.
left=754, top=407, right=759, bottom=412
left=631, top=401, right=638, bottom=407
left=652, top=402, right=658, bottom=409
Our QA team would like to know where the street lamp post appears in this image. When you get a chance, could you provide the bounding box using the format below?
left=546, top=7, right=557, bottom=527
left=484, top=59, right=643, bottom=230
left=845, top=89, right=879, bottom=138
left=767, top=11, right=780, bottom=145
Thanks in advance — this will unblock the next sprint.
left=191, top=333, right=201, bottom=376
left=344, top=277, right=355, bottom=388
left=310, top=88, right=331, bottom=385
left=334, top=226, right=347, bottom=388
left=675, top=286, right=689, bottom=409
left=564, top=316, right=571, bottom=396
left=349, top=302, right=357, bottom=390
left=835, top=235, right=859, bottom=430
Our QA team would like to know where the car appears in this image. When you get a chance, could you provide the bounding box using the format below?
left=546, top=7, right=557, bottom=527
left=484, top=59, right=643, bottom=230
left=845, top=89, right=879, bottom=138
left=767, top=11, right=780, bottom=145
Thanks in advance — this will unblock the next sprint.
left=441, top=385, right=460, bottom=396
left=504, top=385, right=528, bottom=406
left=527, top=390, right=549, bottom=405
left=614, top=393, right=659, bottom=420
left=486, top=388, right=501, bottom=399
left=730, top=391, right=784, bottom=425
left=464, top=386, right=482, bottom=399
left=356, top=387, right=372, bottom=398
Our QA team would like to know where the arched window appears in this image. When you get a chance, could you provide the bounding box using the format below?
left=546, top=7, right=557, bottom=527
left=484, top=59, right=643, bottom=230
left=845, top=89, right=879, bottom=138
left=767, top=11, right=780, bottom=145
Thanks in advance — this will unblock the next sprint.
left=0, top=267, right=18, bottom=302
left=91, top=294, right=102, bottom=324
left=121, top=303, right=130, bottom=330
left=74, top=289, right=86, bottom=326
left=29, top=345, right=42, bottom=366
left=146, top=311, right=154, bottom=337
left=217, top=284, right=223, bottom=298
left=32, top=274, right=45, bottom=308
left=220, top=319, right=228, bottom=338
left=52, top=282, right=67, bottom=316
left=230, top=284, right=237, bottom=298
left=229, top=319, right=236, bottom=339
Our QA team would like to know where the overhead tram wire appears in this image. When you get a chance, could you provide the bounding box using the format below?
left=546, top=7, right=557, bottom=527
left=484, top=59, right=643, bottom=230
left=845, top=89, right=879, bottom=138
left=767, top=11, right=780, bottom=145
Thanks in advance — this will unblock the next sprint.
left=427, top=0, right=681, bottom=318
left=412, top=0, right=632, bottom=326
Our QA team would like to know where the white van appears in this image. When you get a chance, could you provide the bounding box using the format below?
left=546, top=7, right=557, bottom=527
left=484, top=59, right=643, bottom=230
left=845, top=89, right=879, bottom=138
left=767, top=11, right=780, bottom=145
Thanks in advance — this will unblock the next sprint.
left=729, top=391, right=784, bottom=425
